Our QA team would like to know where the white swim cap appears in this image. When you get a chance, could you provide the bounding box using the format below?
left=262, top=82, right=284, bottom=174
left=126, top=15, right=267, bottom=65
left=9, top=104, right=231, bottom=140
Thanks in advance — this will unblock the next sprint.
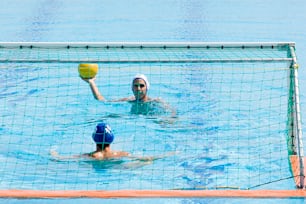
left=131, top=74, right=150, bottom=90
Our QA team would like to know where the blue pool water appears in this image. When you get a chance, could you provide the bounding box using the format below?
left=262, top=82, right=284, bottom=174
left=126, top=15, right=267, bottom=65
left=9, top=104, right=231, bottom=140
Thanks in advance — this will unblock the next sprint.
left=0, top=54, right=291, bottom=189
left=1, top=0, right=306, bottom=203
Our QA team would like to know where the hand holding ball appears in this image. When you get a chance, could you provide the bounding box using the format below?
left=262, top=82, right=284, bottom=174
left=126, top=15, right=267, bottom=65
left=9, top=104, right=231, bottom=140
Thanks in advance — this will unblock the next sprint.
left=78, top=63, right=98, bottom=79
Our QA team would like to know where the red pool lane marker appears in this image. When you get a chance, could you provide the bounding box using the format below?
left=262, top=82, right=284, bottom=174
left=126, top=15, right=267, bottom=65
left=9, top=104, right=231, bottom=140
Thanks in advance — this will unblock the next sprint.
left=1, top=189, right=306, bottom=198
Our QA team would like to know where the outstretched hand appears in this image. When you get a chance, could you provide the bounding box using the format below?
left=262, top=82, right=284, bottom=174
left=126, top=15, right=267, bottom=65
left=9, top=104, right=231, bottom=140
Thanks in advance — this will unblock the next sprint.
left=81, top=77, right=96, bottom=84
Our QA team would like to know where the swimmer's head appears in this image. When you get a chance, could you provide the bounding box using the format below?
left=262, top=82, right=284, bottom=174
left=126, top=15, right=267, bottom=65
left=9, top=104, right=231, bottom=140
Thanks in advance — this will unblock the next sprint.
left=92, top=123, right=114, bottom=144
left=131, top=74, right=150, bottom=91
left=131, top=74, right=150, bottom=101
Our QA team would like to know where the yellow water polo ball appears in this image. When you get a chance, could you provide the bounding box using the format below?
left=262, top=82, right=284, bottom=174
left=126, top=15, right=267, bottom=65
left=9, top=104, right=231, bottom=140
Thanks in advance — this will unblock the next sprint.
left=78, top=63, right=99, bottom=79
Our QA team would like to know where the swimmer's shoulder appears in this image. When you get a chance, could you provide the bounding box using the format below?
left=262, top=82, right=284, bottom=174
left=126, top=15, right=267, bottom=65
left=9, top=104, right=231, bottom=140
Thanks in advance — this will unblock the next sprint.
left=88, top=151, right=130, bottom=160
left=110, top=151, right=130, bottom=158
left=85, top=151, right=105, bottom=159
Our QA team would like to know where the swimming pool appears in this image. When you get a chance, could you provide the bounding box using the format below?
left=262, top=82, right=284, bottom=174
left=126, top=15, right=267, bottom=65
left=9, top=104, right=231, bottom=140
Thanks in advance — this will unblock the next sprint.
left=1, top=0, right=306, bottom=203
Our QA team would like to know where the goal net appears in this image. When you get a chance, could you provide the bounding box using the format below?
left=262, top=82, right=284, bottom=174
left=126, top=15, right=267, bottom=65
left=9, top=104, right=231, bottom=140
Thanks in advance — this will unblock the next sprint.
left=0, top=42, right=304, bottom=198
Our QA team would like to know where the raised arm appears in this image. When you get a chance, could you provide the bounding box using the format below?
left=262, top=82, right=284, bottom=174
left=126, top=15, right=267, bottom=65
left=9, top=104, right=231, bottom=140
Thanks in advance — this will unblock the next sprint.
left=81, top=77, right=105, bottom=101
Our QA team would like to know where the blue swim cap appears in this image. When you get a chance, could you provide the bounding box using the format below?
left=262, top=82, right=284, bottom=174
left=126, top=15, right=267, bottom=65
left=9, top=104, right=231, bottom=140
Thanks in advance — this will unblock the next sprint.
left=92, top=123, right=114, bottom=144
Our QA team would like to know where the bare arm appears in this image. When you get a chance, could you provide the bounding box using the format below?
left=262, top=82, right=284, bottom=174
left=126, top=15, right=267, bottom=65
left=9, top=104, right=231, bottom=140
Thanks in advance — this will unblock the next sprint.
left=81, top=77, right=105, bottom=101
left=50, top=149, right=85, bottom=161
left=51, top=149, right=130, bottom=161
left=128, top=151, right=178, bottom=162
left=121, top=151, right=178, bottom=169
left=154, top=98, right=177, bottom=118
left=110, top=96, right=135, bottom=102
left=81, top=77, right=136, bottom=102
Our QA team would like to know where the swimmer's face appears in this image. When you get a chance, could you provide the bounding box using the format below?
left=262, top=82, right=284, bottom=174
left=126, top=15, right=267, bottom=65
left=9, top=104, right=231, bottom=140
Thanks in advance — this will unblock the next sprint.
left=132, top=78, right=147, bottom=101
